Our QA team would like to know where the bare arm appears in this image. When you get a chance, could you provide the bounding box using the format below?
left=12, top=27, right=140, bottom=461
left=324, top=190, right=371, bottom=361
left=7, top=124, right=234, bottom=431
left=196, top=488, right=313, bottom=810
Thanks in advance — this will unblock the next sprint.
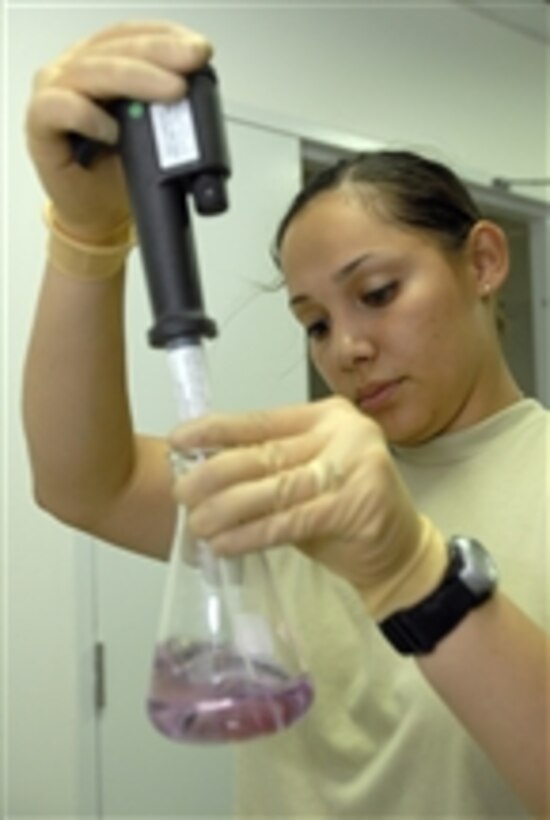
left=419, top=593, right=549, bottom=818
left=23, top=22, right=213, bottom=557
left=23, top=261, right=175, bottom=557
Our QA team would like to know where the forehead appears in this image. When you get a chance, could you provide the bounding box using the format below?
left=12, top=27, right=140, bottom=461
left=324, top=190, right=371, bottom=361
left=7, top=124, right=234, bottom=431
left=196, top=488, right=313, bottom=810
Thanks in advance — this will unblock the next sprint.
left=279, top=188, right=419, bottom=274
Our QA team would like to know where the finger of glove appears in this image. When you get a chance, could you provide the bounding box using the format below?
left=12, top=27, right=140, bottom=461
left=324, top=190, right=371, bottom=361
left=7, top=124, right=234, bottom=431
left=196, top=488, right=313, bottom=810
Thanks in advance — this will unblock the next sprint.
left=42, top=22, right=212, bottom=83
left=204, top=492, right=336, bottom=556
left=49, top=54, right=188, bottom=104
left=28, top=55, right=187, bottom=160
left=27, top=87, right=120, bottom=155
left=88, top=30, right=214, bottom=72
left=186, top=459, right=331, bottom=540
left=84, top=19, right=212, bottom=53
left=175, top=432, right=320, bottom=508
left=35, top=25, right=213, bottom=95
left=170, top=402, right=327, bottom=454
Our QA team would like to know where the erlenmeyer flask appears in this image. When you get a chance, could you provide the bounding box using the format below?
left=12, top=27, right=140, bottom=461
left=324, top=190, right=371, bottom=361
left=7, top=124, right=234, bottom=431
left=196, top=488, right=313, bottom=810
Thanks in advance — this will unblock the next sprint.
left=146, top=343, right=314, bottom=743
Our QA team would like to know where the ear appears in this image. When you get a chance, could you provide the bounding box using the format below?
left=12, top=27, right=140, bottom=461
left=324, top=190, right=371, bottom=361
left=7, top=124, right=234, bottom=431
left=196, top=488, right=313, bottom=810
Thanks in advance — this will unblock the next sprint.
left=465, top=220, right=509, bottom=298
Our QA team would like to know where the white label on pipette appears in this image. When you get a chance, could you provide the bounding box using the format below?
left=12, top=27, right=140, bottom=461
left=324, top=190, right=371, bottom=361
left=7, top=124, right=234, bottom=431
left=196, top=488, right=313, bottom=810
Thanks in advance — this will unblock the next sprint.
left=150, top=99, right=200, bottom=170
left=234, top=613, right=276, bottom=658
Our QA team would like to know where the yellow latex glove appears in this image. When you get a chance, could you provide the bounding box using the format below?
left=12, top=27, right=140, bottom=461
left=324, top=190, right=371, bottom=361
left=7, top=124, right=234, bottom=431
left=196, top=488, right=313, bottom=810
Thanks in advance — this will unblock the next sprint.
left=171, top=397, right=448, bottom=621
left=25, top=20, right=212, bottom=242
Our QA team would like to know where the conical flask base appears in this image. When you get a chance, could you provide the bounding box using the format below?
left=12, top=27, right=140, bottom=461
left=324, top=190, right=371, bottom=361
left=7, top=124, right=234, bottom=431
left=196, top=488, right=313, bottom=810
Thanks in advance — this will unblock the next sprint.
left=147, top=638, right=314, bottom=743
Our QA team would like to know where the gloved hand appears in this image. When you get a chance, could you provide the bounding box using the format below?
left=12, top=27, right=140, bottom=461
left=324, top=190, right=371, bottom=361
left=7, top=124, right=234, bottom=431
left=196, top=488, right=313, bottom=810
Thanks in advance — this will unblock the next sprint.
left=170, top=397, right=448, bottom=621
left=25, top=20, right=212, bottom=242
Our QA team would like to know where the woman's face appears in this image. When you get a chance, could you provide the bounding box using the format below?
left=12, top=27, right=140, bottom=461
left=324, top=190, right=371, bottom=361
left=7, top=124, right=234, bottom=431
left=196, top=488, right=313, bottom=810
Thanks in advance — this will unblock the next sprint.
left=280, top=187, right=497, bottom=446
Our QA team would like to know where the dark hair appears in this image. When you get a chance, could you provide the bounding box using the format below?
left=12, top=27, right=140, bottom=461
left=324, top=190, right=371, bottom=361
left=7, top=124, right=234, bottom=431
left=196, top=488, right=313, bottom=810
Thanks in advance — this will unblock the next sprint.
left=272, top=150, right=483, bottom=265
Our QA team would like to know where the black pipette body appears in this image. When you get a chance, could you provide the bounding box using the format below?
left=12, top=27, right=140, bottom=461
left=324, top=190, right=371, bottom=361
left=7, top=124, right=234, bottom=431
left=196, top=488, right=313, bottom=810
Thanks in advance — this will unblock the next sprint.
left=70, top=66, right=230, bottom=348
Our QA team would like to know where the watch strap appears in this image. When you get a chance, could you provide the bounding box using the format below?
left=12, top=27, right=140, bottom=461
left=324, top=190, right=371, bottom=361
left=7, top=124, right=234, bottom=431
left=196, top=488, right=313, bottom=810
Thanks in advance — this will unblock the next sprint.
left=379, top=544, right=492, bottom=654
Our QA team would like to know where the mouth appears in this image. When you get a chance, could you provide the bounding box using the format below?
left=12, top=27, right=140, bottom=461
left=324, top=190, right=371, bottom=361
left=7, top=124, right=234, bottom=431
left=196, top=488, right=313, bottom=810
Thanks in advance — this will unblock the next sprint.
left=356, top=379, right=405, bottom=413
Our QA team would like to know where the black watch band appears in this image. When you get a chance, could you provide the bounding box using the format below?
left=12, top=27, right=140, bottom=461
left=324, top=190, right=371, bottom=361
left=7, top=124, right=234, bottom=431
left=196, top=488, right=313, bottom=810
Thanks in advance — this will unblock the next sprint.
left=379, top=537, right=497, bottom=655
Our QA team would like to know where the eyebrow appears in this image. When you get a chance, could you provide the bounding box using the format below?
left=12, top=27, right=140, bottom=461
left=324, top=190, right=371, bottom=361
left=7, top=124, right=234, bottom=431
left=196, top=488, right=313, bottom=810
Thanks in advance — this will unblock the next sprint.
left=289, top=252, right=377, bottom=308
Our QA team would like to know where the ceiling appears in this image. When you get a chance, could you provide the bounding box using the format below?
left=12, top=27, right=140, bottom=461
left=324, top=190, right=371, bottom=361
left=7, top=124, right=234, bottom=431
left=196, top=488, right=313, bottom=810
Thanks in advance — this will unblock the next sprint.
left=452, top=0, right=550, bottom=45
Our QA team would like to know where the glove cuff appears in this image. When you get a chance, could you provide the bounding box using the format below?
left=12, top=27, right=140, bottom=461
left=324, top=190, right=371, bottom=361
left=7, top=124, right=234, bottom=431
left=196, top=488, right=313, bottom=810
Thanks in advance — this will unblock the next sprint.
left=44, top=202, right=136, bottom=279
left=366, top=516, right=448, bottom=622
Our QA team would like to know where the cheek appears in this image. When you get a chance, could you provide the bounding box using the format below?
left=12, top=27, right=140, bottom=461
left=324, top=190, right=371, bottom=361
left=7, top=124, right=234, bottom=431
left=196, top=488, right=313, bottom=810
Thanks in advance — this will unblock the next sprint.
left=392, top=286, right=469, bottom=370
left=309, top=345, right=332, bottom=385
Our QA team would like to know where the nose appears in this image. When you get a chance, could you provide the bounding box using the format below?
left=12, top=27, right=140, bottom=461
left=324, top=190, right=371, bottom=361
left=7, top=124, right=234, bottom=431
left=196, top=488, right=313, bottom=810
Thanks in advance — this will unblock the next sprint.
left=332, top=317, right=377, bottom=371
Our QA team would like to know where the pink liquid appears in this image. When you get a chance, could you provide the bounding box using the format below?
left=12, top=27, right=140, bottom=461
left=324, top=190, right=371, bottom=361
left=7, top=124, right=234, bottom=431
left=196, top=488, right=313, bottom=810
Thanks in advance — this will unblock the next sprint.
left=147, top=641, right=314, bottom=743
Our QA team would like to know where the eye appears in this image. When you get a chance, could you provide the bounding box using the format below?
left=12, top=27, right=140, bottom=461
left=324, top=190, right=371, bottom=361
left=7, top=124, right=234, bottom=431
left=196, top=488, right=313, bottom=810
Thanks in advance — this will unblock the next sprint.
left=361, top=281, right=399, bottom=308
left=305, top=318, right=330, bottom=340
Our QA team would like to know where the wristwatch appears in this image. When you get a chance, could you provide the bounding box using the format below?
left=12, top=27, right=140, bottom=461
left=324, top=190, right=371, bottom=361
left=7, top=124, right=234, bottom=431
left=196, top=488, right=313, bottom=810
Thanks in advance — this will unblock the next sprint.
left=379, top=536, right=499, bottom=655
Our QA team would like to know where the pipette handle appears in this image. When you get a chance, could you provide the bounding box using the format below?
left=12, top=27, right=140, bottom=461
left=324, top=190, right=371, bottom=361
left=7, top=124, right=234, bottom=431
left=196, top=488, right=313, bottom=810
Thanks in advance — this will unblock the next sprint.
left=114, top=67, right=229, bottom=347
left=70, top=66, right=230, bottom=348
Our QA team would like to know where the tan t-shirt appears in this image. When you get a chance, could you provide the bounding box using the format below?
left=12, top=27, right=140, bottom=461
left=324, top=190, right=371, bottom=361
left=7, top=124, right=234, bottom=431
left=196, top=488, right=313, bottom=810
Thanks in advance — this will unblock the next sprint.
left=234, top=399, right=549, bottom=819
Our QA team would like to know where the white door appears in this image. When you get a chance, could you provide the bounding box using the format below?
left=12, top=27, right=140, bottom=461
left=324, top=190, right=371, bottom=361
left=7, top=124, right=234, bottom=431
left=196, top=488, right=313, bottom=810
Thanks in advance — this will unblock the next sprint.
left=90, top=119, right=305, bottom=818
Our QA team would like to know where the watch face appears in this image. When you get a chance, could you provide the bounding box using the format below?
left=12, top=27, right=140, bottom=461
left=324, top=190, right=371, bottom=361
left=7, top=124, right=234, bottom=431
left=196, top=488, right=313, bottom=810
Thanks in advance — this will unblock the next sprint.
left=453, top=536, right=499, bottom=596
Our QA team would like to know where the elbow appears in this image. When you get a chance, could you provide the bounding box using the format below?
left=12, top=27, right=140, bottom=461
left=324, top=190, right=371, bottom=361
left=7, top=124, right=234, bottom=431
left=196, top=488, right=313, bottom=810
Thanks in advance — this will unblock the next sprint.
left=31, top=477, right=105, bottom=535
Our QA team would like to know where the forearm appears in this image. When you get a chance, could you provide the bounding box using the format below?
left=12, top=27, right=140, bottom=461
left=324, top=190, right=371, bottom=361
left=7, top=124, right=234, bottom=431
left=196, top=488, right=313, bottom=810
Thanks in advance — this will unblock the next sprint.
left=23, top=261, right=136, bottom=527
left=418, top=592, right=549, bottom=817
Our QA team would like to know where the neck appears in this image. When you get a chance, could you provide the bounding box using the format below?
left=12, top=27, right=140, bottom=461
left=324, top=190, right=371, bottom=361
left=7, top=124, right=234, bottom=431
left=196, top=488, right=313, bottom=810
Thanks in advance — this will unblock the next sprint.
left=464, top=353, right=524, bottom=430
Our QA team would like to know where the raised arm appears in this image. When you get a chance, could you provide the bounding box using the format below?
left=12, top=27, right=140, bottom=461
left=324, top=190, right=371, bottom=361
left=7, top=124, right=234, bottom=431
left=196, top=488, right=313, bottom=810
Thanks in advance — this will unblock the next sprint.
left=22, top=21, right=213, bottom=558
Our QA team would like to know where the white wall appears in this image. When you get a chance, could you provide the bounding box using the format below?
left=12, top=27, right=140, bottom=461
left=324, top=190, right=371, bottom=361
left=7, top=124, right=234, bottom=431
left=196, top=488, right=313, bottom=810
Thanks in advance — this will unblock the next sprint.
left=1, top=4, right=7, bottom=817
left=5, top=3, right=548, bottom=816
left=9, top=1, right=549, bottom=190
left=546, top=38, right=550, bottom=192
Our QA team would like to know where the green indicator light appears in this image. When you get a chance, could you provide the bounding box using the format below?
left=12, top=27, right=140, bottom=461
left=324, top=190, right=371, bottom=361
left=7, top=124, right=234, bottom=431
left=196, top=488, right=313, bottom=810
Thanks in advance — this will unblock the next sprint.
left=128, top=102, right=145, bottom=119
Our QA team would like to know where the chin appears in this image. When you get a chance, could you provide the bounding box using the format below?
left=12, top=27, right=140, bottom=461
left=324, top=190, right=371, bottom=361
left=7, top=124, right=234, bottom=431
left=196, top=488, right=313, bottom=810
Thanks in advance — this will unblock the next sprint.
left=370, top=410, right=433, bottom=447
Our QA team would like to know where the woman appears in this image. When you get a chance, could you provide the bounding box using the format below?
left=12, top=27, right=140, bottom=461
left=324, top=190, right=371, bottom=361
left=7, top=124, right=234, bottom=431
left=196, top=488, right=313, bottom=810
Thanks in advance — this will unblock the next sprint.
left=23, top=20, right=548, bottom=818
